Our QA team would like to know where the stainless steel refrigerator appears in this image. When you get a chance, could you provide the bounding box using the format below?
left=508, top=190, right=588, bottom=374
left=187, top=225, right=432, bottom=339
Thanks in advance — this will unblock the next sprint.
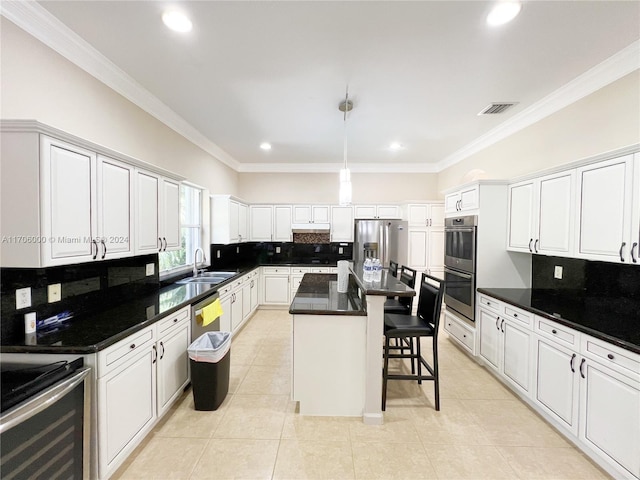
left=353, top=219, right=408, bottom=268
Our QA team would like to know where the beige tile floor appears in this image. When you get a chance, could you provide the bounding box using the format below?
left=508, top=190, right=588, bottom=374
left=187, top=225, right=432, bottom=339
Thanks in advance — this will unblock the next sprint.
left=113, top=309, right=610, bottom=480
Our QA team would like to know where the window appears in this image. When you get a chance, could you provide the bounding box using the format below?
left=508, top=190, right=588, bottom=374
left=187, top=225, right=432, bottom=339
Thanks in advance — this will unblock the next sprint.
left=159, top=184, right=203, bottom=273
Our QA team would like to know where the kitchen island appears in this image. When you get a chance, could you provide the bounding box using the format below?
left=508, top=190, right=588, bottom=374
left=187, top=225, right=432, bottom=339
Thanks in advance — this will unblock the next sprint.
left=289, top=267, right=415, bottom=424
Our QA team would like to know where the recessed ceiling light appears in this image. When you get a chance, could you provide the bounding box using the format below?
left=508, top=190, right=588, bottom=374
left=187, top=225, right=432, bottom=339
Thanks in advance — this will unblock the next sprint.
left=486, top=1, right=521, bottom=27
left=389, top=142, right=403, bottom=151
left=162, top=10, right=192, bottom=33
left=260, top=142, right=272, bottom=151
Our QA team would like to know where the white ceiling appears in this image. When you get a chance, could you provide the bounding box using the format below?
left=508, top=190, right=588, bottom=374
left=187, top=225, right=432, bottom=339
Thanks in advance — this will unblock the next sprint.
left=29, top=1, right=640, bottom=172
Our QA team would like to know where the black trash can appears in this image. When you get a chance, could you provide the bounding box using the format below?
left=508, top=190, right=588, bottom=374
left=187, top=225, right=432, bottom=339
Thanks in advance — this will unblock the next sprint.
left=188, top=331, right=231, bottom=411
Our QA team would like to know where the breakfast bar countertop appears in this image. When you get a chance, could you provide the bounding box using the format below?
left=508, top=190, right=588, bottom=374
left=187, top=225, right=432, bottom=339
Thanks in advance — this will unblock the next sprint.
left=289, top=274, right=366, bottom=316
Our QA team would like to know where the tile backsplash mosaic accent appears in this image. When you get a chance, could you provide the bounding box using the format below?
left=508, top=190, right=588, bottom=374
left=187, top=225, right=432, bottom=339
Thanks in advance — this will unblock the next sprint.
left=1, top=254, right=159, bottom=341
left=292, top=232, right=331, bottom=244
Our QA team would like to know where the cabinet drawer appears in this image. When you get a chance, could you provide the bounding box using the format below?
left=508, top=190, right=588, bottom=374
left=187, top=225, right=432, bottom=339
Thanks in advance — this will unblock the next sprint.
left=262, top=266, right=290, bottom=275
left=291, top=267, right=310, bottom=274
left=217, top=283, right=233, bottom=296
left=503, top=305, right=532, bottom=328
left=310, top=267, right=330, bottom=273
left=478, top=294, right=501, bottom=313
left=582, top=335, right=640, bottom=378
left=535, top=317, right=578, bottom=348
left=443, top=310, right=474, bottom=353
left=157, top=306, right=190, bottom=336
left=99, top=326, right=155, bottom=376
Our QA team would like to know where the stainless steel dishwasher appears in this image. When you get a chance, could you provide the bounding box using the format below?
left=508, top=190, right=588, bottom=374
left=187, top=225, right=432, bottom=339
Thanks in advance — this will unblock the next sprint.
left=191, top=292, right=221, bottom=341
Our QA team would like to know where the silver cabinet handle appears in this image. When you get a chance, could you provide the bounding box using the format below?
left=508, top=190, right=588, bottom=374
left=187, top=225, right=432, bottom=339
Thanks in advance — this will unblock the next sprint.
left=534, top=239, right=539, bottom=253
left=632, top=242, right=638, bottom=263
left=500, top=319, right=505, bottom=332
left=152, top=344, right=157, bottom=364
left=101, top=239, right=107, bottom=259
left=92, top=239, right=98, bottom=259
left=158, top=237, right=163, bottom=251
left=579, top=358, right=586, bottom=379
left=528, top=239, right=533, bottom=253
left=496, top=316, right=500, bottom=330
left=619, top=242, right=626, bottom=262
left=160, top=341, right=165, bottom=360
left=163, top=237, right=167, bottom=251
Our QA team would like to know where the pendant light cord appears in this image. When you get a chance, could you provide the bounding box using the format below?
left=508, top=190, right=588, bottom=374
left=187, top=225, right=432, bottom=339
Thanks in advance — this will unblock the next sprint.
left=343, top=87, right=349, bottom=170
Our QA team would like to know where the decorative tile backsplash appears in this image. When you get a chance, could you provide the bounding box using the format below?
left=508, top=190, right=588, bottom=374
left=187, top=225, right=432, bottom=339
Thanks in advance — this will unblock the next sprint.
left=292, top=232, right=331, bottom=244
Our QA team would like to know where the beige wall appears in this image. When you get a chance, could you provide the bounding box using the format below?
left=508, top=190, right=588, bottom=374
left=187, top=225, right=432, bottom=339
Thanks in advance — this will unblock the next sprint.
left=238, top=172, right=440, bottom=204
left=437, top=71, right=640, bottom=192
left=0, top=19, right=238, bottom=194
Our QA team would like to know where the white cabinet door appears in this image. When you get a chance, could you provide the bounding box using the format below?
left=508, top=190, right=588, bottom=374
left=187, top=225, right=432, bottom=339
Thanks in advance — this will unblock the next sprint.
left=576, top=155, right=635, bottom=263
left=408, top=229, right=428, bottom=270
left=444, top=193, right=460, bottom=215
left=231, top=290, right=244, bottom=331
left=242, top=282, right=251, bottom=321
left=97, top=156, right=133, bottom=258
left=263, top=275, right=290, bottom=304
left=219, top=294, right=232, bottom=333
left=427, top=227, right=445, bottom=272
left=229, top=200, right=240, bottom=243
left=161, top=178, right=180, bottom=251
left=376, top=205, right=401, bottom=219
left=502, top=320, right=532, bottom=395
left=238, top=203, right=248, bottom=242
left=135, top=171, right=160, bottom=254
left=354, top=205, right=377, bottom=219
left=478, top=308, right=501, bottom=372
left=580, top=359, right=640, bottom=478
left=312, top=205, right=330, bottom=223
left=460, top=186, right=479, bottom=211
left=250, top=276, right=259, bottom=311
left=274, top=205, right=292, bottom=241
left=292, top=205, right=312, bottom=223
left=508, top=181, right=536, bottom=252
left=331, top=206, right=354, bottom=242
left=250, top=205, right=273, bottom=241
left=42, top=137, right=96, bottom=263
left=407, top=204, right=429, bottom=226
left=98, top=348, right=156, bottom=478
left=537, top=171, right=574, bottom=256
left=534, top=336, right=580, bottom=434
left=156, top=322, right=190, bottom=417
left=632, top=153, right=640, bottom=265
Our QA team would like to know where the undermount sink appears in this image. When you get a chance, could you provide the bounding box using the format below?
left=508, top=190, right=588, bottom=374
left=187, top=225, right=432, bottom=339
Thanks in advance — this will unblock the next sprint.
left=176, top=271, right=237, bottom=285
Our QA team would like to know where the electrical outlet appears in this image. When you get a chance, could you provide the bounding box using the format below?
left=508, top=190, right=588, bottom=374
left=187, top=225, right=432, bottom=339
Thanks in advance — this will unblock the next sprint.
left=146, top=263, right=155, bottom=276
left=48, top=283, right=61, bottom=303
left=236, top=247, right=240, bottom=254
left=216, top=250, right=221, bottom=259
left=276, top=246, right=281, bottom=254
left=339, top=247, right=343, bottom=254
left=554, top=266, right=563, bottom=279
left=16, top=287, right=31, bottom=309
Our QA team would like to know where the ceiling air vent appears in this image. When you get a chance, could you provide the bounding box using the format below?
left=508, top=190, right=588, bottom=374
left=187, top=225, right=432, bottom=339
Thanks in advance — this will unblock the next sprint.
left=478, top=102, right=517, bottom=115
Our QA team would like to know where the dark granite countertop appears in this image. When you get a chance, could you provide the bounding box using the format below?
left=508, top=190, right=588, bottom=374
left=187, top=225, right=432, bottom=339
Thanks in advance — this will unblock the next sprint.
left=1, top=266, right=260, bottom=354
left=477, top=288, right=640, bottom=354
left=350, top=263, right=416, bottom=297
left=289, top=274, right=366, bottom=316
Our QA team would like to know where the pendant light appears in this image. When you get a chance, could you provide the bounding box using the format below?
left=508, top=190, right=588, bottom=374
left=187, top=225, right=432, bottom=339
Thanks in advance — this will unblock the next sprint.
left=338, top=88, right=353, bottom=206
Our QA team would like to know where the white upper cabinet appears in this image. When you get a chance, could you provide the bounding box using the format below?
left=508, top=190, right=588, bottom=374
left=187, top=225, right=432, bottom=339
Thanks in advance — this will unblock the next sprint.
left=249, top=205, right=274, bottom=241
left=576, top=154, right=637, bottom=264
left=353, top=204, right=401, bottom=219
left=42, top=137, right=96, bottom=263
left=273, top=205, right=292, bottom=241
left=508, top=170, right=575, bottom=256
left=444, top=185, right=479, bottom=216
left=97, top=155, right=134, bottom=258
left=330, top=206, right=354, bottom=242
left=406, top=203, right=445, bottom=227
left=211, top=196, right=248, bottom=244
left=135, top=172, right=180, bottom=254
left=292, top=205, right=330, bottom=223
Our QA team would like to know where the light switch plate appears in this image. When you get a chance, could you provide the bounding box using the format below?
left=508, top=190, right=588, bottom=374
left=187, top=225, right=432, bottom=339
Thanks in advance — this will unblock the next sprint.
left=276, top=246, right=281, bottom=254
left=16, top=287, right=31, bottom=309
left=48, top=283, right=62, bottom=303
left=339, top=247, right=343, bottom=254
left=216, top=250, right=221, bottom=259
left=146, top=263, right=155, bottom=276
left=554, top=266, right=563, bottom=279
left=236, top=247, right=240, bottom=254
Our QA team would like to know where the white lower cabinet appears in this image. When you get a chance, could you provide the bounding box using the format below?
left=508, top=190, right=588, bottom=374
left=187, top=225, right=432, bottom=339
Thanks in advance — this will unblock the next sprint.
left=97, top=306, right=191, bottom=479
left=443, top=308, right=476, bottom=355
left=261, top=266, right=291, bottom=305
left=478, top=293, right=640, bottom=480
left=218, top=270, right=259, bottom=335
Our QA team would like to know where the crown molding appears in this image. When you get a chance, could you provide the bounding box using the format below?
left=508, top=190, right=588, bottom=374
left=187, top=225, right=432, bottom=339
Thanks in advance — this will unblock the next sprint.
left=237, top=162, right=439, bottom=173
left=436, top=40, right=640, bottom=172
left=1, top=0, right=239, bottom=171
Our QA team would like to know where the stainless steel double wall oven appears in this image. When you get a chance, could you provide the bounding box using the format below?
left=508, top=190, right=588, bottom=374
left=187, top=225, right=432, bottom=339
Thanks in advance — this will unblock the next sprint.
left=444, top=215, right=477, bottom=321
